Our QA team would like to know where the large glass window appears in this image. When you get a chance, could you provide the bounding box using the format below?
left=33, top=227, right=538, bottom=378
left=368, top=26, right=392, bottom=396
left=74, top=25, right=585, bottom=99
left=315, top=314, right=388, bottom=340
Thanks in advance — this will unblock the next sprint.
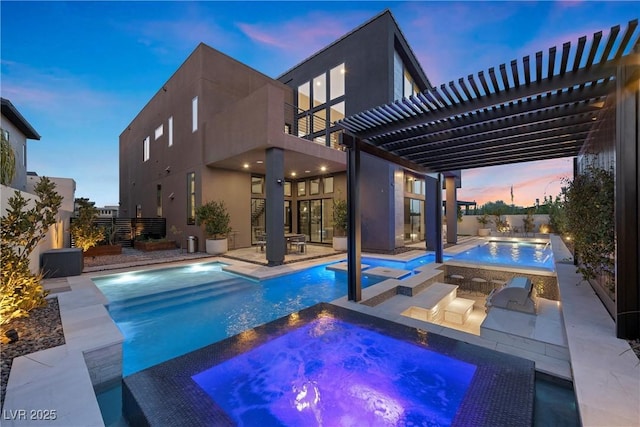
left=405, top=175, right=424, bottom=195
left=187, top=172, right=196, bottom=224
left=313, top=110, right=326, bottom=133
left=330, top=64, right=345, bottom=100
left=298, top=198, right=333, bottom=243
left=284, top=181, right=292, bottom=197
left=313, top=73, right=326, bottom=107
left=251, top=198, right=266, bottom=244
left=329, top=101, right=345, bottom=124
left=404, top=198, right=424, bottom=242
left=298, top=82, right=310, bottom=111
left=394, top=50, right=419, bottom=101
left=297, top=181, right=306, bottom=196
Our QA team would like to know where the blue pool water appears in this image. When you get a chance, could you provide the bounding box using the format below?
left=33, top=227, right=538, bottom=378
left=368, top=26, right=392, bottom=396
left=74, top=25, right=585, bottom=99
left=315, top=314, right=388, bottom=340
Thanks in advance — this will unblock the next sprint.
left=361, top=253, right=448, bottom=271
left=192, top=317, right=476, bottom=426
left=453, top=240, right=554, bottom=270
left=93, top=262, right=386, bottom=375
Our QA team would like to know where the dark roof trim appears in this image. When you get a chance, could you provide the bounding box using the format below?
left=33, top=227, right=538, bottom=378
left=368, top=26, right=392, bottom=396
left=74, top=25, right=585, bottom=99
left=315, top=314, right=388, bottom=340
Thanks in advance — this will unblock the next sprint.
left=1, top=98, right=41, bottom=140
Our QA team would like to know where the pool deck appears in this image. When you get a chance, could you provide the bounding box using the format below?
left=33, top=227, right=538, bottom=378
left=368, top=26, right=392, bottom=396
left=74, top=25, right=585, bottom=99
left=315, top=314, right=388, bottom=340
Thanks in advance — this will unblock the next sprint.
left=3, top=236, right=639, bottom=426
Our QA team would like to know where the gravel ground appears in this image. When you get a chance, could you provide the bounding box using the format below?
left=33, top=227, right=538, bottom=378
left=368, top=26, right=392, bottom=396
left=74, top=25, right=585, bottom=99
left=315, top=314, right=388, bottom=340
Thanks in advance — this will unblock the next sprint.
left=1, top=297, right=65, bottom=409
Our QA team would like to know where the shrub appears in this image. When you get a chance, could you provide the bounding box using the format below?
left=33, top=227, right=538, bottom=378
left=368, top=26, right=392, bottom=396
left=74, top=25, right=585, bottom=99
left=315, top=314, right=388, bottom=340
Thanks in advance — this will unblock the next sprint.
left=1, top=177, right=62, bottom=325
left=333, top=198, right=348, bottom=237
left=70, top=198, right=103, bottom=251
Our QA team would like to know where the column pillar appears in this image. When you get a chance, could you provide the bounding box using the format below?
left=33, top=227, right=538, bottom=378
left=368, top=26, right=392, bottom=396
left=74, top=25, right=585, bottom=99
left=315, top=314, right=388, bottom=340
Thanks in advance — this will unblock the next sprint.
left=425, top=174, right=443, bottom=263
left=445, top=175, right=457, bottom=244
left=343, top=134, right=362, bottom=301
left=615, top=58, right=640, bottom=339
left=265, top=147, right=285, bottom=266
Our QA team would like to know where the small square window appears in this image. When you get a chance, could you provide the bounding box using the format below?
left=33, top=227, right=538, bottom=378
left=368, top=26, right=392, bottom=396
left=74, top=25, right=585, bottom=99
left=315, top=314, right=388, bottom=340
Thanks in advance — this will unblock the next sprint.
left=324, top=176, right=334, bottom=194
left=155, top=124, right=164, bottom=140
left=310, top=178, right=320, bottom=195
left=297, top=181, right=306, bottom=196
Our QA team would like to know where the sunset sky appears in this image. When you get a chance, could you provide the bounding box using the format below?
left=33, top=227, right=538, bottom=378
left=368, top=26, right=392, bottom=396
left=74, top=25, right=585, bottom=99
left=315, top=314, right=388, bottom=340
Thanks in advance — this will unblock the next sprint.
left=2, top=1, right=637, bottom=207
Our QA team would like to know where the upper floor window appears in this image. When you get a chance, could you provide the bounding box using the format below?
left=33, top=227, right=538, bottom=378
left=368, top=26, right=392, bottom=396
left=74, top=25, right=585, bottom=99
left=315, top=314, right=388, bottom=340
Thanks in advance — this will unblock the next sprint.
left=168, top=116, right=173, bottom=146
left=192, top=96, right=198, bottom=132
left=143, top=136, right=150, bottom=162
left=298, top=82, right=310, bottom=111
left=187, top=172, right=196, bottom=224
left=323, top=176, right=334, bottom=194
left=330, top=64, right=345, bottom=100
left=313, top=73, right=326, bottom=107
left=155, top=124, right=164, bottom=140
left=394, top=50, right=419, bottom=101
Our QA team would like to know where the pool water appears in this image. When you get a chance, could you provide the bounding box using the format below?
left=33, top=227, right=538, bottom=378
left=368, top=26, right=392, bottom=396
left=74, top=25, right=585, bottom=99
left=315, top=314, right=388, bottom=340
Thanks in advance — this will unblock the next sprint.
left=93, top=262, right=385, bottom=375
left=360, top=253, right=446, bottom=271
left=192, top=317, right=476, bottom=426
left=454, top=240, right=554, bottom=270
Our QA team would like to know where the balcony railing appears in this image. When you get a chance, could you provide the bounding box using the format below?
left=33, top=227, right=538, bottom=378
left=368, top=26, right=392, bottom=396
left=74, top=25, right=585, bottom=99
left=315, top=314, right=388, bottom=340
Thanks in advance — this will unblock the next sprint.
left=284, top=103, right=344, bottom=150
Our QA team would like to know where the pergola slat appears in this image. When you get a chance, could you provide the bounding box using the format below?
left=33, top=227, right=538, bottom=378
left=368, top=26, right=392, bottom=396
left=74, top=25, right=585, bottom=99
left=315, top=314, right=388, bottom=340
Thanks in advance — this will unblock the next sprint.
left=511, top=60, right=520, bottom=88
left=500, top=64, right=510, bottom=90
left=573, top=36, right=587, bottom=72
left=560, top=42, right=571, bottom=75
left=586, top=31, right=603, bottom=67
left=548, top=46, right=557, bottom=79
left=600, top=25, right=621, bottom=62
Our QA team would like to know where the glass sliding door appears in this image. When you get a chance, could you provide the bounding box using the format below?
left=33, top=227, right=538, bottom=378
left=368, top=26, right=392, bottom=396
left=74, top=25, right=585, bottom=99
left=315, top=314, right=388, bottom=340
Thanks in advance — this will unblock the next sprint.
left=404, top=198, right=425, bottom=242
left=251, top=198, right=266, bottom=244
left=298, top=201, right=311, bottom=240
left=298, top=199, right=333, bottom=243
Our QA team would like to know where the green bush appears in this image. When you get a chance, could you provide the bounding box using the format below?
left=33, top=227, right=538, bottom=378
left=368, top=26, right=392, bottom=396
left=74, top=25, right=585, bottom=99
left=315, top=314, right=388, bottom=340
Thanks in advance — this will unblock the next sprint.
left=70, top=198, right=103, bottom=251
left=333, top=198, right=348, bottom=237
left=1, top=178, right=61, bottom=325
left=196, top=200, right=231, bottom=239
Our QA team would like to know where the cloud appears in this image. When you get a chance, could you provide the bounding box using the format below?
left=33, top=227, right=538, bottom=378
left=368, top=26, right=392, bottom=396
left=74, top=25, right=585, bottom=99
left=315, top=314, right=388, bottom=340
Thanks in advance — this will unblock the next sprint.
left=236, top=11, right=369, bottom=61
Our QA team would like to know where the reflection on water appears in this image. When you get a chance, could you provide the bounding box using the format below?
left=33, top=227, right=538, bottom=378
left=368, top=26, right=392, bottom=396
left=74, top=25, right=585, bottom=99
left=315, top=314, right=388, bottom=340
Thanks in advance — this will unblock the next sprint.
left=192, top=317, right=477, bottom=426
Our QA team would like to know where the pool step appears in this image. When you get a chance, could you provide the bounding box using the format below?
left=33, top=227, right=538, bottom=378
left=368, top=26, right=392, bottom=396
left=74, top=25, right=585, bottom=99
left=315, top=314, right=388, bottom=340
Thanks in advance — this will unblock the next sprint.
left=108, top=278, right=256, bottom=316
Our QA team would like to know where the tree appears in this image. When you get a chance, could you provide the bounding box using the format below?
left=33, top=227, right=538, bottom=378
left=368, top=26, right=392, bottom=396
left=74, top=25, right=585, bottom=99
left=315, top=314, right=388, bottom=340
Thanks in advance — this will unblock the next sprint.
left=522, top=210, right=535, bottom=235
left=1, top=177, right=62, bottom=325
left=70, top=198, right=104, bottom=251
left=564, top=166, right=614, bottom=285
left=196, top=200, right=231, bottom=239
left=0, top=130, right=16, bottom=186
left=333, top=198, right=348, bottom=237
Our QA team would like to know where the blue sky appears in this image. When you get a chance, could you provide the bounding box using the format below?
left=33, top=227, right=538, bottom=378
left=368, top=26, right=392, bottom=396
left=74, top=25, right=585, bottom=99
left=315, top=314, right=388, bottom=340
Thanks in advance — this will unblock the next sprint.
left=2, top=1, right=637, bottom=207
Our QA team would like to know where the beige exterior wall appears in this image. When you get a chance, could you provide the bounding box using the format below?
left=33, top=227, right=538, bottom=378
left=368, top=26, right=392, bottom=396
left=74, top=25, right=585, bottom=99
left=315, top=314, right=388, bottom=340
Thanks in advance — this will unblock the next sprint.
left=120, top=43, right=347, bottom=249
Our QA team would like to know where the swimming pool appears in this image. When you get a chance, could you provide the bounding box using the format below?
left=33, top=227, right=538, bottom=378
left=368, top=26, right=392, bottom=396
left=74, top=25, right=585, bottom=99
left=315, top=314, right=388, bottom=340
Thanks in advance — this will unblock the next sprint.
left=93, top=262, right=386, bottom=375
left=453, top=240, right=554, bottom=271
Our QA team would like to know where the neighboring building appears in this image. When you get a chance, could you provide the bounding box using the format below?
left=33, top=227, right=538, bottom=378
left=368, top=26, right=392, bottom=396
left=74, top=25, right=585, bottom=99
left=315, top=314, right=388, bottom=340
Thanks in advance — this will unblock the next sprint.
left=119, top=10, right=461, bottom=264
left=96, top=205, right=119, bottom=218
left=1, top=97, right=41, bottom=191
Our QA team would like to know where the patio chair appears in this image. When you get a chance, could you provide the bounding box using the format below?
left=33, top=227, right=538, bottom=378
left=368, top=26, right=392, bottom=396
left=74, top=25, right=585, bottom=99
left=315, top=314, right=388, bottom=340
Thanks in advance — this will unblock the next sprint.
left=255, top=232, right=266, bottom=252
left=290, top=235, right=306, bottom=254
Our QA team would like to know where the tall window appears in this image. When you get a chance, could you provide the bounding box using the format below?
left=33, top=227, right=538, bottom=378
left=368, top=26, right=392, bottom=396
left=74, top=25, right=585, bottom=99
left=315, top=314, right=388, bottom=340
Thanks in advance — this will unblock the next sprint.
left=296, top=63, right=346, bottom=148
left=329, top=64, right=345, bottom=100
left=187, top=172, right=196, bottom=224
left=394, top=50, right=419, bottom=101
left=192, top=96, right=198, bottom=132
left=168, top=116, right=173, bottom=146
left=323, top=176, right=334, bottom=194
left=313, top=73, right=326, bottom=107
left=143, top=136, right=150, bottom=162
left=156, top=184, right=162, bottom=217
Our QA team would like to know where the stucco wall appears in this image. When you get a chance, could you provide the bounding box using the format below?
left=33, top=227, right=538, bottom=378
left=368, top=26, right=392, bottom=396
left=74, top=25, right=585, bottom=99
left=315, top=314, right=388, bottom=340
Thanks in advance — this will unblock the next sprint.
left=457, top=214, right=551, bottom=236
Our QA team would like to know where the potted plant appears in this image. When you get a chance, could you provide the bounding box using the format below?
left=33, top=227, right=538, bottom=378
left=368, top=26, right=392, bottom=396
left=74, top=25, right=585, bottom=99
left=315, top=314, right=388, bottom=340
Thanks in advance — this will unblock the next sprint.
left=332, top=198, right=348, bottom=251
left=476, top=213, right=491, bottom=237
left=196, top=200, right=232, bottom=255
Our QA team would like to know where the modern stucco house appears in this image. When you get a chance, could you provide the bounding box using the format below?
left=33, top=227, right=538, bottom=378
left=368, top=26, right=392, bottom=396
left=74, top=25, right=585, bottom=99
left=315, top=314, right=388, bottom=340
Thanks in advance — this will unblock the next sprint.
left=119, top=10, right=461, bottom=265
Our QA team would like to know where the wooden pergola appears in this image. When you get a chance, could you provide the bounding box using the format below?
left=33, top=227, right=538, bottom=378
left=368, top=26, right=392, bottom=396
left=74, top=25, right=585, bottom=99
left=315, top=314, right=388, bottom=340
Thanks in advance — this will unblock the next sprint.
left=338, top=20, right=640, bottom=339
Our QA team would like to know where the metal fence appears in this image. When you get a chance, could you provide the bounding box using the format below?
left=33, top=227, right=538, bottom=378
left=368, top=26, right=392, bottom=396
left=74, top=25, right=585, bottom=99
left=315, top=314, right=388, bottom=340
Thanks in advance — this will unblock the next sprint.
left=70, top=217, right=166, bottom=248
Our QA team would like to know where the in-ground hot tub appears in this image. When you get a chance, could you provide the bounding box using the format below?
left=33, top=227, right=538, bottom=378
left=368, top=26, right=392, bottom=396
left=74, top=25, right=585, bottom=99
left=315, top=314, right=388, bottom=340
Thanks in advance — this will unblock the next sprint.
left=123, top=303, right=535, bottom=427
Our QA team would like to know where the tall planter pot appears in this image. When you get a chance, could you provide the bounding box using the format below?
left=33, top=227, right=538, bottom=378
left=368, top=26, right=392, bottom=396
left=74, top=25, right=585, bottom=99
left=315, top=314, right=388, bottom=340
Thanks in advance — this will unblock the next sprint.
left=333, top=236, right=347, bottom=251
left=205, top=238, right=228, bottom=255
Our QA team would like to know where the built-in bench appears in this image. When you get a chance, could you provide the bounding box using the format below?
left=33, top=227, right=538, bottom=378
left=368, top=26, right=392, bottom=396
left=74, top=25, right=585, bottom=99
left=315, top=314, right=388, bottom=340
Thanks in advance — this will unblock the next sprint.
left=401, top=282, right=458, bottom=322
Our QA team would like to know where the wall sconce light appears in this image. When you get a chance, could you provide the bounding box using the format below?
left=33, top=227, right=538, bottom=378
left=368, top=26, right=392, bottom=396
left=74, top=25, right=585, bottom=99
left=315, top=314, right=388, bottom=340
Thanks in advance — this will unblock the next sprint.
left=168, top=192, right=175, bottom=200
left=276, top=179, right=283, bottom=185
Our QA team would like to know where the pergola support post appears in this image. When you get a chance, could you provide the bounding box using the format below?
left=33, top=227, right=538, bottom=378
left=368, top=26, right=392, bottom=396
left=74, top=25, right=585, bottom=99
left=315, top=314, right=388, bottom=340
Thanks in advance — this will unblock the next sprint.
left=615, top=59, right=640, bottom=339
left=343, top=134, right=362, bottom=302
left=426, top=174, right=443, bottom=263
